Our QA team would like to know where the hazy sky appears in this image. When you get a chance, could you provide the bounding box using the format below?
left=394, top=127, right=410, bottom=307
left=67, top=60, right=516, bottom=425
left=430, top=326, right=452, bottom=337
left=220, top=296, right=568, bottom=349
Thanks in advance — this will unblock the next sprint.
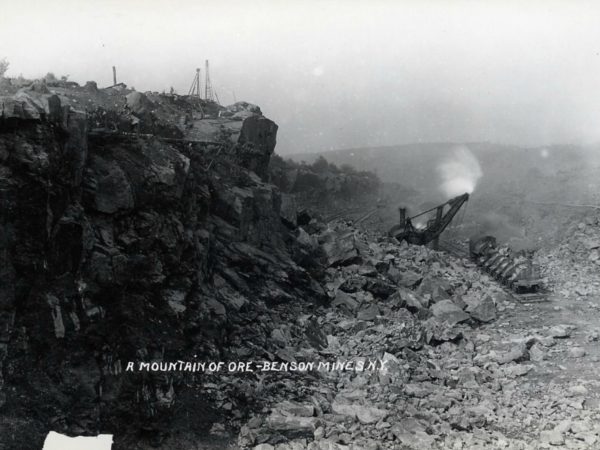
left=2, top=0, right=600, bottom=154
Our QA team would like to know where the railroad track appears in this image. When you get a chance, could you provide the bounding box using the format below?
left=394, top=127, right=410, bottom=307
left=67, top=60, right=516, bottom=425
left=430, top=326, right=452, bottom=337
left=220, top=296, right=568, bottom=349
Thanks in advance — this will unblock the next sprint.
left=510, top=292, right=548, bottom=303
left=438, top=239, right=470, bottom=258
left=325, top=206, right=382, bottom=225
left=324, top=208, right=366, bottom=223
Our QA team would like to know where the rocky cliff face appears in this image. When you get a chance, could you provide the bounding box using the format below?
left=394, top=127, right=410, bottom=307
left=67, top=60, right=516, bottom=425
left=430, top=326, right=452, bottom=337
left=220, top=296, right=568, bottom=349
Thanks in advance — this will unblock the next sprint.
left=0, top=83, right=323, bottom=449
left=269, top=156, right=381, bottom=225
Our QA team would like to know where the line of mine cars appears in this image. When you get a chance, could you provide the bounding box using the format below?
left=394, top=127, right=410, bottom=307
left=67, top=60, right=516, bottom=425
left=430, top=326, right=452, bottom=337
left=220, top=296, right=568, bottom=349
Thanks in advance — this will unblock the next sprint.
left=469, top=235, right=544, bottom=295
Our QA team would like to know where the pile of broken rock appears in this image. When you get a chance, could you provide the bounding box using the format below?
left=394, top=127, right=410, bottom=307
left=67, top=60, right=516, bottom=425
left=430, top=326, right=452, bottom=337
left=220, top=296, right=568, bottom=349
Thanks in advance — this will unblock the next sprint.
left=537, top=218, right=600, bottom=303
left=230, top=220, right=542, bottom=450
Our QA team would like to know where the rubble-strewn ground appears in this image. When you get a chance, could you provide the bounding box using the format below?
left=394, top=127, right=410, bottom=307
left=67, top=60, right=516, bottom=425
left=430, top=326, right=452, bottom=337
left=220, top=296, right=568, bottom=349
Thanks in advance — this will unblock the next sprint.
left=223, top=216, right=600, bottom=450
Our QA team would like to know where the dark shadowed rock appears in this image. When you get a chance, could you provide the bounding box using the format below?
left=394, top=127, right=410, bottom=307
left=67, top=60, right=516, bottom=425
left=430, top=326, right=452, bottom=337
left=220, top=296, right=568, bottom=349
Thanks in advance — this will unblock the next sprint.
left=305, top=317, right=328, bottom=350
left=296, top=227, right=319, bottom=251
left=339, top=276, right=366, bottom=293
left=364, top=278, right=396, bottom=299
left=85, top=155, right=134, bottom=213
left=0, top=87, right=330, bottom=447
left=297, top=209, right=312, bottom=226
left=237, top=115, right=278, bottom=180
left=279, top=193, right=297, bottom=228
left=331, top=290, right=359, bottom=311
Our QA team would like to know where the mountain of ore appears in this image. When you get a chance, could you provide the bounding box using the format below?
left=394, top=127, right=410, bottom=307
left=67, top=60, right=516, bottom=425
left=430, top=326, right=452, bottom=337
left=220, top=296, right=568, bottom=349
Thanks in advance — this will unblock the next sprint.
left=0, top=79, right=329, bottom=449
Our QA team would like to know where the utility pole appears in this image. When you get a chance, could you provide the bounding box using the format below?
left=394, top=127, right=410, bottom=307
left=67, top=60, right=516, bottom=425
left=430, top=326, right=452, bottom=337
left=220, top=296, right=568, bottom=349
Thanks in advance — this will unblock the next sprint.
left=112, top=66, right=117, bottom=85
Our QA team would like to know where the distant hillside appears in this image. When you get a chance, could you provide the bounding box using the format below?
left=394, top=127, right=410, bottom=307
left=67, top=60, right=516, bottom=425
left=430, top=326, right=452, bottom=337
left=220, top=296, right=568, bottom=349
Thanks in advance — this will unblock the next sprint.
left=290, top=143, right=600, bottom=202
left=290, top=143, right=600, bottom=248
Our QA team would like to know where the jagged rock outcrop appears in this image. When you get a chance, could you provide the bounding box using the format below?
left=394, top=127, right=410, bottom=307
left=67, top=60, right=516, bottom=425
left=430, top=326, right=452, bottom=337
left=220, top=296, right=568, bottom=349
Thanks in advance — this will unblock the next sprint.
left=0, top=86, right=317, bottom=449
left=237, top=115, right=278, bottom=180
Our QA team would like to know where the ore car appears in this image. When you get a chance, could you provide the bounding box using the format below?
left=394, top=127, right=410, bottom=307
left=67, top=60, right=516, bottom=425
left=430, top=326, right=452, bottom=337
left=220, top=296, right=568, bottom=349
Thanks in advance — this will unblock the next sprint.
left=469, top=236, right=544, bottom=294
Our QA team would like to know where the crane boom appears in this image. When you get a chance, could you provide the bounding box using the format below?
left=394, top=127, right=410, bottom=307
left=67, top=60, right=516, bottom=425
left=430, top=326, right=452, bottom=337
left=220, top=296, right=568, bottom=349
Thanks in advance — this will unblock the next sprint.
left=389, top=193, right=469, bottom=248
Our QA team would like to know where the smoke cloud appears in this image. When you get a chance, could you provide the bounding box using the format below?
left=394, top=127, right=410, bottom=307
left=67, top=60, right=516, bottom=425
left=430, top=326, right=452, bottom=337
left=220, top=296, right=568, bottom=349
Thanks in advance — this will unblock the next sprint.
left=437, top=146, right=483, bottom=198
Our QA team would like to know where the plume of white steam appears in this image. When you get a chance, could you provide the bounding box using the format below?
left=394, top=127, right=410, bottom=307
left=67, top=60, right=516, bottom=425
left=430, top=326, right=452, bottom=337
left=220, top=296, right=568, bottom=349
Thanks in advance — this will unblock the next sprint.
left=437, top=146, right=483, bottom=197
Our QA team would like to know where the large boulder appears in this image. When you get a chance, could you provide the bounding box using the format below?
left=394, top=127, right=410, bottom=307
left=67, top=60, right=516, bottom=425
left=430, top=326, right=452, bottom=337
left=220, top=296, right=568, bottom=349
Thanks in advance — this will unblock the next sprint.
left=391, top=418, right=436, bottom=450
left=357, top=304, right=380, bottom=321
left=397, top=270, right=423, bottom=288
left=331, top=401, right=388, bottom=424
left=263, top=411, right=318, bottom=439
left=1, top=90, right=63, bottom=123
left=390, top=288, right=429, bottom=312
left=431, top=299, right=470, bottom=326
left=222, top=101, right=262, bottom=117
left=237, top=115, right=278, bottom=180
left=466, top=295, right=497, bottom=323
left=417, top=276, right=452, bottom=303
left=423, top=317, right=464, bottom=344
left=320, top=229, right=362, bottom=267
left=125, top=91, right=155, bottom=116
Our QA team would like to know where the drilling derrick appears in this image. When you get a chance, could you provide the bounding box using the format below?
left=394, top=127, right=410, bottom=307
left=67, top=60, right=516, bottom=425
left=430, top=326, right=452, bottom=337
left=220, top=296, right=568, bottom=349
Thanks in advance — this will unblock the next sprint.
left=204, top=59, right=220, bottom=104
